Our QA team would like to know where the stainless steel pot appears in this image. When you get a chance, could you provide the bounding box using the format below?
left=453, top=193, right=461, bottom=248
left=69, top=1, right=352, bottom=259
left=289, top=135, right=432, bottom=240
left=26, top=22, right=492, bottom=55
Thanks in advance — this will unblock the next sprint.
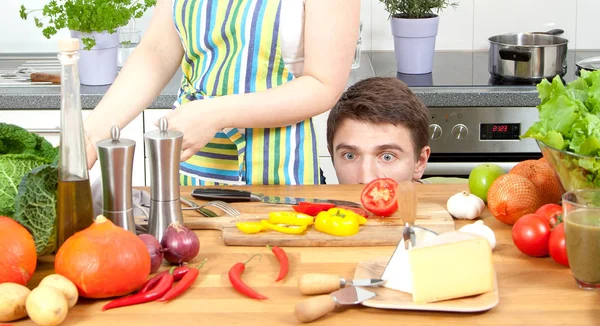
left=488, top=29, right=568, bottom=81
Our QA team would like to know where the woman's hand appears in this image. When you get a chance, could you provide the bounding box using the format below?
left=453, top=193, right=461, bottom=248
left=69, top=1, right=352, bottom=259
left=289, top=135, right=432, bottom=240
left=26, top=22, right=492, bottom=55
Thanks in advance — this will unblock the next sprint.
left=160, top=102, right=221, bottom=162
left=84, top=132, right=99, bottom=170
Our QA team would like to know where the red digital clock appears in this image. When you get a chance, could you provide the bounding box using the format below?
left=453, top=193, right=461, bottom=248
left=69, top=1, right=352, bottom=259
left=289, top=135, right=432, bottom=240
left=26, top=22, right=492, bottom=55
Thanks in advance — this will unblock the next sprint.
left=480, top=123, right=520, bottom=140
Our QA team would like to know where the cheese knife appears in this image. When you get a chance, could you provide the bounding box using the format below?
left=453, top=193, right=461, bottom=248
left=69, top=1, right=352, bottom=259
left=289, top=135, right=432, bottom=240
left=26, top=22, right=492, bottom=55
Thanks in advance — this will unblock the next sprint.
left=191, top=188, right=362, bottom=208
left=295, top=286, right=376, bottom=323
left=298, top=273, right=385, bottom=295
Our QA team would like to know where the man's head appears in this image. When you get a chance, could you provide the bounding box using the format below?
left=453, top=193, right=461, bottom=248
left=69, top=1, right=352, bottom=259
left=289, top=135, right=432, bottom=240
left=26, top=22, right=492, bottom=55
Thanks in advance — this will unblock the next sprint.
left=326, top=77, right=431, bottom=184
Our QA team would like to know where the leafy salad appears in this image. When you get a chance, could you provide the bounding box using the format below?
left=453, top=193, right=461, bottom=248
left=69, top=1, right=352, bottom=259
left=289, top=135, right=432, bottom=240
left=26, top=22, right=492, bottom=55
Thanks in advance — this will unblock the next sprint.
left=0, top=123, right=59, bottom=255
left=522, top=69, right=600, bottom=189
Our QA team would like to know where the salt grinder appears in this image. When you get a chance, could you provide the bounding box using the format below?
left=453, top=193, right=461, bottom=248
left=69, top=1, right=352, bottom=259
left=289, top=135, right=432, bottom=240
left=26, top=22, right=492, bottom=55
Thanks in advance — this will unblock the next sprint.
left=97, top=126, right=136, bottom=234
left=145, top=117, right=184, bottom=242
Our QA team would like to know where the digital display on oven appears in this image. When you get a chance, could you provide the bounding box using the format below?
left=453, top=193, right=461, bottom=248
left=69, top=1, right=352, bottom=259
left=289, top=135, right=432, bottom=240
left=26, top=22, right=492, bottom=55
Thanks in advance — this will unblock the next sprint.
left=480, top=123, right=520, bottom=140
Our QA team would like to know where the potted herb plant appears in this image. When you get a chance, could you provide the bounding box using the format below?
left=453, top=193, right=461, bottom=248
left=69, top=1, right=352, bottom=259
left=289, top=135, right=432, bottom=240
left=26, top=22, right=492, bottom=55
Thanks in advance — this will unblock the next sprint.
left=20, top=0, right=155, bottom=86
left=380, top=0, right=458, bottom=74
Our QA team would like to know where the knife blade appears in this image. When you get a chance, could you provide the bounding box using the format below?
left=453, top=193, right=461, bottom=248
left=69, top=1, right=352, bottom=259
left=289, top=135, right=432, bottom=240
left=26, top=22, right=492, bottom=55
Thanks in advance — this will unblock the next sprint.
left=191, top=188, right=362, bottom=208
left=295, top=287, right=376, bottom=323
left=298, top=273, right=385, bottom=295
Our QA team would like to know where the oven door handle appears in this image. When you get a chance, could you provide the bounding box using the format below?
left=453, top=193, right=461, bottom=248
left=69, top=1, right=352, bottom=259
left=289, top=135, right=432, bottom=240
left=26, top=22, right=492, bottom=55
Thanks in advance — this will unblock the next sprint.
left=424, top=162, right=515, bottom=176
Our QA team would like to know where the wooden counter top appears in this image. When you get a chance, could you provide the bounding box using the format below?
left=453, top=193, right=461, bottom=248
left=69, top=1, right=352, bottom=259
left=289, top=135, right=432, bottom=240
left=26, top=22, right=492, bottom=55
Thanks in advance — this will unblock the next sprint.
left=15, top=184, right=600, bottom=325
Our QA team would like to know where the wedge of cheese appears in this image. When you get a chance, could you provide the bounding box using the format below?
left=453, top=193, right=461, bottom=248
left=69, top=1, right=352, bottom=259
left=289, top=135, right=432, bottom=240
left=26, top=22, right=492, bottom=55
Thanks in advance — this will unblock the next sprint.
left=382, top=231, right=494, bottom=304
left=409, top=232, right=494, bottom=303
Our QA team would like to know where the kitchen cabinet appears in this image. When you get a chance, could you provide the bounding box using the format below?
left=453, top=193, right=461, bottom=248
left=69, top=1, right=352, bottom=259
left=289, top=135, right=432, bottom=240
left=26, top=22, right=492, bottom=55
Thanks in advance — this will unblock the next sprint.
left=1, top=110, right=145, bottom=186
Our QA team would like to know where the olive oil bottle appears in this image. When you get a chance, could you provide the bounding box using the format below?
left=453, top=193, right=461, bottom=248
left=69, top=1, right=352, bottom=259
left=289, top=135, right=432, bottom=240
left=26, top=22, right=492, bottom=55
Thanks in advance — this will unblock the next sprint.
left=56, top=38, right=94, bottom=248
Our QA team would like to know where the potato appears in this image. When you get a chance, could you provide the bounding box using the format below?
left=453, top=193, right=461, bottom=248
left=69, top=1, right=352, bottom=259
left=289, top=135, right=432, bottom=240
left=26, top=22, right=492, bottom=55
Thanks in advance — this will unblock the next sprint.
left=26, top=286, right=68, bottom=326
left=0, top=282, right=30, bottom=322
left=39, top=274, right=79, bottom=308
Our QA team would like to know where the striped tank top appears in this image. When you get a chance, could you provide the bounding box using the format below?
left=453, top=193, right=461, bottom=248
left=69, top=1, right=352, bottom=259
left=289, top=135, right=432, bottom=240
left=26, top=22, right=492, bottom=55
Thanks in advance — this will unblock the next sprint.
left=172, top=0, right=320, bottom=186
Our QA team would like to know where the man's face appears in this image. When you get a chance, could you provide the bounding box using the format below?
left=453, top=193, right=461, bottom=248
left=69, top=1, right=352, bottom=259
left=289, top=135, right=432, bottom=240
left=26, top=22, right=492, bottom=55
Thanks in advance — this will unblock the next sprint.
left=330, top=119, right=430, bottom=185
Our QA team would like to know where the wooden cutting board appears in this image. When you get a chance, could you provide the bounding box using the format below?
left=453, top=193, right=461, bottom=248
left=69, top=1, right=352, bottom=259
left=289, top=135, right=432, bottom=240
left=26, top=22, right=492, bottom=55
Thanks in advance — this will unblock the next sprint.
left=182, top=201, right=455, bottom=247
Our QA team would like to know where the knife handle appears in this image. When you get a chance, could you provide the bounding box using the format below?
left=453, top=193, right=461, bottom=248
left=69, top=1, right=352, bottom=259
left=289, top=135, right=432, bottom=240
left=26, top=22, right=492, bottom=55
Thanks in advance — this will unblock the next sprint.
left=30, top=72, right=60, bottom=84
left=295, top=294, right=337, bottom=323
left=191, top=188, right=260, bottom=202
left=298, top=273, right=341, bottom=295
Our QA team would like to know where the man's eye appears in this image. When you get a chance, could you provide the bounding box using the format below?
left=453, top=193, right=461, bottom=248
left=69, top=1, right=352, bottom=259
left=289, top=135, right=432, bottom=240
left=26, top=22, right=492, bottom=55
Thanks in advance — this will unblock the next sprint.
left=381, top=153, right=396, bottom=162
left=343, top=153, right=356, bottom=160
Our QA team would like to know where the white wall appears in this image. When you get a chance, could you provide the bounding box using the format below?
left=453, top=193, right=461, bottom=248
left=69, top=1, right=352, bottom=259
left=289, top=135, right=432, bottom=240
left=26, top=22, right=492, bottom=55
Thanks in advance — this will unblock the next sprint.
left=1, top=0, right=599, bottom=53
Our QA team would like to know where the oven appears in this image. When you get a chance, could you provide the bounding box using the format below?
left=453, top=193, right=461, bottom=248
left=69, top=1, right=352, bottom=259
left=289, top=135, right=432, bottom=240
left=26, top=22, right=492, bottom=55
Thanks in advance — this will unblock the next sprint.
left=423, top=106, right=542, bottom=179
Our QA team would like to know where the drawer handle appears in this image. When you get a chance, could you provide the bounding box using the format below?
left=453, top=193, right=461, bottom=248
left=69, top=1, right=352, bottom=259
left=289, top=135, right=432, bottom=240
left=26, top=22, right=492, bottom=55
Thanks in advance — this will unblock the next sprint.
left=27, top=128, right=61, bottom=134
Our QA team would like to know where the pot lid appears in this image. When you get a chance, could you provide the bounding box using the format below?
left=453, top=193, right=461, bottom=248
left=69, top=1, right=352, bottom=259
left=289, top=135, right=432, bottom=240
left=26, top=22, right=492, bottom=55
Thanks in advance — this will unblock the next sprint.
left=576, top=57, right=600, bottom=71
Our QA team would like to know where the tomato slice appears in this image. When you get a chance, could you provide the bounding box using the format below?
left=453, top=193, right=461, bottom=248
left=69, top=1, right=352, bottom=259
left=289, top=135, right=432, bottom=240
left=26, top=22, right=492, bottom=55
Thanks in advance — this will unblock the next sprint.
left=292, top=202, right=335, bottom=216
left=360, top=178, right=399, bottom=217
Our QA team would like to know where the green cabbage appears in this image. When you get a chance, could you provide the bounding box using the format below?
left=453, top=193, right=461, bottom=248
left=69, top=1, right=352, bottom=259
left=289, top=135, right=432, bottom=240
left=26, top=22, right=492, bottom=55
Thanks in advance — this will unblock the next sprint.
left=0, top=123, right=59, bottom=255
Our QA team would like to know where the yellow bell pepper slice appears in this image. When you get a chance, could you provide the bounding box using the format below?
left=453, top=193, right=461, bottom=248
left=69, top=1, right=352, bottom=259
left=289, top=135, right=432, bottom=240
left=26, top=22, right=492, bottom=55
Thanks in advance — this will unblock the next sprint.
left=236, top=221, right=267, bottom=234
left=268, top=212, right=314, bottom=225
left=326, top=208, right=367, bottom=225
left=314, top=210, right=360, bottom=237
left=261, top=220, right=308, bottom=234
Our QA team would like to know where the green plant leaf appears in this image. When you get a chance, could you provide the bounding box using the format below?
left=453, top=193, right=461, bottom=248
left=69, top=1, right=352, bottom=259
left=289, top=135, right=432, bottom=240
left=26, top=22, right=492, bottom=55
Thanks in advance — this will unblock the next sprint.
left=379, top=0, right=458, bottom=18
left=14, top=164, right=58, bottom=256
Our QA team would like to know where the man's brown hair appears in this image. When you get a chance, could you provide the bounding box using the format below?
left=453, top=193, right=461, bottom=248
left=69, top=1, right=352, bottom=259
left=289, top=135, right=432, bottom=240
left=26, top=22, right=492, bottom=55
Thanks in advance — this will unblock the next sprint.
left=326, top=77, right=430, bottom=160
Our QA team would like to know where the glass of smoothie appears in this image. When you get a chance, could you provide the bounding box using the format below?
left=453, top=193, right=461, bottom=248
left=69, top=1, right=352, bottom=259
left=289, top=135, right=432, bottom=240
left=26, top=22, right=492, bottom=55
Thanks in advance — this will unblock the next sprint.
left=563, top=189, right=600, bottom=290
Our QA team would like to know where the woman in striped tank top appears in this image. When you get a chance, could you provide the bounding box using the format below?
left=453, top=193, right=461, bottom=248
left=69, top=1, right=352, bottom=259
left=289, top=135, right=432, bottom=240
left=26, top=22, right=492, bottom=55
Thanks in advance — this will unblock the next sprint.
left=83, top=0, right=360, bottom=186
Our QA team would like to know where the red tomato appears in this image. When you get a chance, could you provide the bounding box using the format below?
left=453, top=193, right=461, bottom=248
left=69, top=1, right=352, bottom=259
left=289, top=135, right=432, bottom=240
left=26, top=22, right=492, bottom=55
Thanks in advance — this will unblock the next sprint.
left=535, top=203, right=563, bottom=228
left=360, top=178, right=399, bottom=217
left=549, top=223, right=569, bottom=267
left=336, top=206, right=370, bottom=218
left=292, top=202, right=335, bottom=216
left=512, top=213, right=551, bottom=257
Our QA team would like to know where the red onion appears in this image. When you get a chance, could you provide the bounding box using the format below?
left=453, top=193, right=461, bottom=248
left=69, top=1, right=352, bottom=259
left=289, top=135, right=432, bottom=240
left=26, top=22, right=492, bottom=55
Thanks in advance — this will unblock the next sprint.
left=161, top=222, right=200, bottom=265
left=138, top=233, right=164, bottom=273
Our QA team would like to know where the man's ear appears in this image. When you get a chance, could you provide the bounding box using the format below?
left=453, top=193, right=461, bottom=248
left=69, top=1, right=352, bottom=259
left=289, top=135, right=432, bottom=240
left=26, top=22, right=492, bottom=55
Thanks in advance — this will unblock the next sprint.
left=413, top=145, right=431, bottom=180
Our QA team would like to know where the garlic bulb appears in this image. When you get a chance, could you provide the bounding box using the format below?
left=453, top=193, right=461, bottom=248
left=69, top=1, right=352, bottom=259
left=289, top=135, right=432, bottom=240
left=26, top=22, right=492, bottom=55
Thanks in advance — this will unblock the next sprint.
left=446, top=191, right=485, bottom=220
left=459, top=220, right=496, bottom=250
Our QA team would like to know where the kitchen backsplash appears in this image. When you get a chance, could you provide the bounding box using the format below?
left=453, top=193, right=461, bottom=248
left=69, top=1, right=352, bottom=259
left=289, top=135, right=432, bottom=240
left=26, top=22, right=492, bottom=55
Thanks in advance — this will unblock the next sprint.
left=1, top=0, right=598, bottom=53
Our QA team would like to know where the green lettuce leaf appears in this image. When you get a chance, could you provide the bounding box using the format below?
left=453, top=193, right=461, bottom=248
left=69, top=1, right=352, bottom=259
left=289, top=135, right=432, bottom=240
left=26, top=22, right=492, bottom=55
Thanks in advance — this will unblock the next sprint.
left=523, top=70, right=600, bottom=190
left=14, top=164, right=58, bottom=255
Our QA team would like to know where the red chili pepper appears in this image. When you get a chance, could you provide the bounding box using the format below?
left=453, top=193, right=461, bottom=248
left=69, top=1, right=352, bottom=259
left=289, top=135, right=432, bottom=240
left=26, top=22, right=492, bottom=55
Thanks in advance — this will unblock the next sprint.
left=267, top=245, right=288, bottom=282
left=102, top=268, right=175, bottom=311
left=228, top=254, right=267, bottom=300
left=138, top=266, right=190, bottom=293
left=157, top=258, right=208, bottom=302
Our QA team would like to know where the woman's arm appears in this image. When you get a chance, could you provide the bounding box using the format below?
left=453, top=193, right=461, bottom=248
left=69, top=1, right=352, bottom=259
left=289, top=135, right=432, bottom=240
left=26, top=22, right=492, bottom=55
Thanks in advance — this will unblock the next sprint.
left=83, top=0, right=184, bottom=167
left=164, top=0, right=361, bottom=160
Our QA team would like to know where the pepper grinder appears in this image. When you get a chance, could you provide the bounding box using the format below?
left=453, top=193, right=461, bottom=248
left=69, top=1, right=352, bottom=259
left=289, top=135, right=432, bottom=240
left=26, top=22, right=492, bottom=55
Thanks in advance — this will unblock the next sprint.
left=97, top=126, right=136, bottom=234
left=145, top=117, right=184, bottom=242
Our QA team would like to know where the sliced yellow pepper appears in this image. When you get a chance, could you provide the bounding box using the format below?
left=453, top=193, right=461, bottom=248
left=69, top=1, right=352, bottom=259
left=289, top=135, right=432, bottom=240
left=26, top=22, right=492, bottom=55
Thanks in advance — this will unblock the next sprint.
left=268, top=212, right=314, bottom=225
left=314, top=210, right=360, bottom=237
left=326, top=208, right=367, bottom=225
left=261, top=220, right=308, bottom=234
left=236, top=221, right=267, bottom=234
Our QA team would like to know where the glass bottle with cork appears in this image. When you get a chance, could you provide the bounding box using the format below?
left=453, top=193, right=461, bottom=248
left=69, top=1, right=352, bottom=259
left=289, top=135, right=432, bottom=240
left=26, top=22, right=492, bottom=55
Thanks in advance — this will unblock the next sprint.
left=56, top=38, right=94, bottom=248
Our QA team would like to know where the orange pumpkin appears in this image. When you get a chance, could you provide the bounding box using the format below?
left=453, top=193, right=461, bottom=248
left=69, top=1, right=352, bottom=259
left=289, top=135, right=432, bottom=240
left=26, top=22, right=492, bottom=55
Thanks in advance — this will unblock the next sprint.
left=0, top=216, right=37, bottom=285
left=54, top=215, right=150, bottom=298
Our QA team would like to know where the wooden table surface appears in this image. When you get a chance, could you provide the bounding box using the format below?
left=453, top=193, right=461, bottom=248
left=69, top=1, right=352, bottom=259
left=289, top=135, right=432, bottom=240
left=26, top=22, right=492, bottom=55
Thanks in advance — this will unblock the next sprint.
left=15, top=184, right=600, bottom=326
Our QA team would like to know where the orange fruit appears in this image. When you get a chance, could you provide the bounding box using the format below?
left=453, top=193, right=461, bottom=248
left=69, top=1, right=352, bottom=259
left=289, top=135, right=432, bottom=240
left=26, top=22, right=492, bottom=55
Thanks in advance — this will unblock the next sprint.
left=487, top=174, right=541, bottom=225
left=510, top=160, right=563, bottom=204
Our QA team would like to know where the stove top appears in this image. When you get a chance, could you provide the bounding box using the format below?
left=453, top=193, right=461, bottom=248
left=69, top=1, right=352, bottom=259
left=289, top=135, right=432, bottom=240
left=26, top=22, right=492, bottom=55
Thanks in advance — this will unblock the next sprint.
left=369, top=50, right=600, bottom=88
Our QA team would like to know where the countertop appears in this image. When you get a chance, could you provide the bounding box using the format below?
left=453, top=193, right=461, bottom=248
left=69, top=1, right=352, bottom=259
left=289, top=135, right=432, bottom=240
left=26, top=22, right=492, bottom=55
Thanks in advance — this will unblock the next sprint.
left=16, top=184, right=599, bottom=326
left=1, top=50, right=599, bottom=109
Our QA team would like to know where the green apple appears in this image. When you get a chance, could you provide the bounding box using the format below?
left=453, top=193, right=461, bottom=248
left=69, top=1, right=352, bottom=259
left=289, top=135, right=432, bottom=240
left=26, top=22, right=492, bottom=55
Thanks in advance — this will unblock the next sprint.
left=468, top=164, right=506, bottom=203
